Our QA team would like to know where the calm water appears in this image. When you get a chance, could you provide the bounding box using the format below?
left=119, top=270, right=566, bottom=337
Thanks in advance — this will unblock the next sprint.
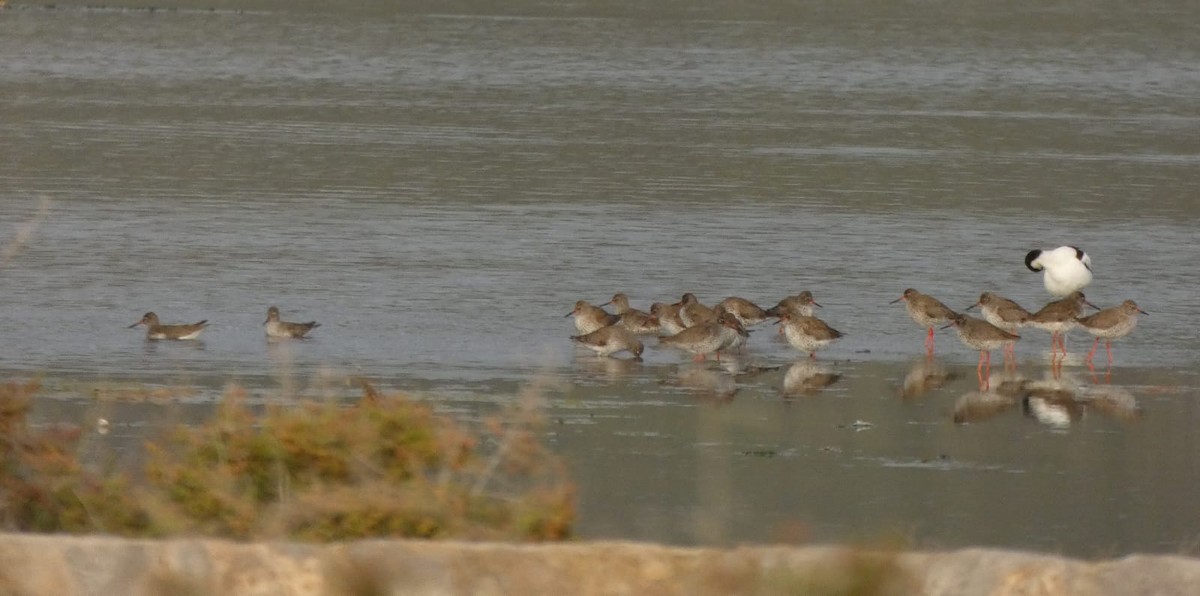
left=2, top=0, right=1199, bottom=556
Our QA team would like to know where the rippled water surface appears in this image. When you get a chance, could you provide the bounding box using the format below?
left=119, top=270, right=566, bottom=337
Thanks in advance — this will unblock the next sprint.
left=2, top=0, right=1199, bottom=556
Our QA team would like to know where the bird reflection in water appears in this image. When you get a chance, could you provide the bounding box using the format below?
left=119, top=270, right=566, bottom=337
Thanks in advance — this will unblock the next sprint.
left=574, top=353, right=644, bottom=382
left=1076, top=383, right=1143, bottom=423
left=900, top=357, right=959, bottom=400
left=1020, top=370, right=1083, bottom=429
left=781, top=360, right=841, bottom=398
left=715, top=354, right=779, bottom=378
left=952, top=389, right=1018, bottom=424
left=142, top=339, right=206, bottom=357
left=953, top=368, right=1144, bottom=428
left=952, top=370, right=1033, bottom=425
left=672, top=363, right=738, bottom=404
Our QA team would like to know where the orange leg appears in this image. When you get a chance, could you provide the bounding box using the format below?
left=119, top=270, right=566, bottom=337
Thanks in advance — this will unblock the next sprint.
left=925, top=327, right=935, bottom=353
left=977, top=351, right=992, bottom=390
left=1085, top=338, right=1100, bottom=366
left=1051, top=332, right=1068, bottom=363
left=1106, top=340, right=1114, bottom=366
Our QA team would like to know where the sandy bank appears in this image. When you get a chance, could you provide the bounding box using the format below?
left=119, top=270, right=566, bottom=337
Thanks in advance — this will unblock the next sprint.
left=1, top=533, right=1198, bottom=595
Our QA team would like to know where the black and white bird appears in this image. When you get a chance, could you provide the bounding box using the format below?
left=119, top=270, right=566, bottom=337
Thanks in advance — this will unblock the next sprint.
left=1025, top=246, right=1093, bottom=297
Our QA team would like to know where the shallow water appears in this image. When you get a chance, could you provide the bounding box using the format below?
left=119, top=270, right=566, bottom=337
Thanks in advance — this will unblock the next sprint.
left=2, top=0, right=1199, bottom=556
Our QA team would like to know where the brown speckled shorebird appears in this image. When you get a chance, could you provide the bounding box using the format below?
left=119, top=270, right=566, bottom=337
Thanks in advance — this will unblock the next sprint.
left=571, top=324, right=645, bottom=360
left=659, top=312, right=743, bottom=362
left=650, top=302, right=687, bottom=336
left=715, top=296, right=770, bottom=327
left=1027, top=291, right=1098, bottom=360
left=676, top=293, right=717, bottom=328
left=601, top=293, right=660, bottom=335
left=966, top=292, right=1031, bottom=366
left=566, top=300, right=620, bottom=335
left=892, top=288, right=957, bottom=355
left=716, top=311, right=750, bottom=355
left=264, top=306, right=320, bottom=339
left=1076, top=299, right=1147, bottom=367
left=775, top=312, right=843, bottom=359
left=128, top=312, right=208, bottom=340
left=765, top=291, right=822, bottom=318
left=942, top=313, right=1020, bottom=388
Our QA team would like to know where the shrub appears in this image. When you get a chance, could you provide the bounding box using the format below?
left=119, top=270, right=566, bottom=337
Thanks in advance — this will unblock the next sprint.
left=0, top=380, right=152, bottom=535
left=0, top=379, right=575, bottom=542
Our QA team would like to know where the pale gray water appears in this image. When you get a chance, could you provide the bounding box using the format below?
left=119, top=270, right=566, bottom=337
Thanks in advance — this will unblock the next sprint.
left=2, top=0, right=1199, bottom=555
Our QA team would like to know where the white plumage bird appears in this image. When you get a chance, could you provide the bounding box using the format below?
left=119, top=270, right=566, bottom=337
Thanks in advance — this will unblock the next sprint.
left=1025, top=246, right=1093, bottom=297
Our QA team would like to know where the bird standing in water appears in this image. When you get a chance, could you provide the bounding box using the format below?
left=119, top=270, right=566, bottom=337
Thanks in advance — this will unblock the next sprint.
left=1027, top=291, right=1098, bottom=361
left=942, top=313, right=1020, bottom=389
left=571, top=324, right=645, bottom=360
left=892, top=288, right=957, bottom=356
left=775, top=312, right=843, bottom=359
left=566, top=300, right=620, bottom=335
left=1076, top=299, right=1147, bottom=367
left=965, top=292, right=1030, bottom=367
left=264, top=306, right=321, bottom=339
left=1025, top=246, right=1092, bottom=297
left=128, top=312, right=209, bottom=340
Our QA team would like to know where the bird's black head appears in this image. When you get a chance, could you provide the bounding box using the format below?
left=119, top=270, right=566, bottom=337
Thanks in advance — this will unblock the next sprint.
left=1024, top=249, right=1043, bottom=272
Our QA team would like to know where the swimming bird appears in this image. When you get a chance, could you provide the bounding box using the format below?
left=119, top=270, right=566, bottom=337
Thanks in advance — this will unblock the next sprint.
left=601, top=293, right=660, bottom=335
left=571, top=324, right=645, bottom=360
left=965, top=292, right=1031, bottom=366
left=775, top=312, right=843, bottom=359
left=1027, top=291, right=1098, bottom=359
left=566, top=300, right=620, bottom=335
left=765, top=291, right=822, bottom=318
left=1025, top=246, right=1092, bottom=297
left=941, top=313, right=1021, bottom=386
left=264, top=306, right=320, bottom=339
left=128, top=312, right=208, bottom=340
left=676, top=293, right=717, bottom=328
left=659, top=312, right=743, bottom=362
left=715, top=296, right=770, bottom=327
left=891, top=288, right=957, bottom=355
left=1075, top=299, right=1147, bottom=367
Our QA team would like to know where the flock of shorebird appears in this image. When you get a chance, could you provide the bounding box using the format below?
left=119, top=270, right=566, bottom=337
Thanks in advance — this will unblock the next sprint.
left=567, top=291, right=835, bottom=361
left=566, top=246, right=1148, bottom=381
left=125, top=245, right=1146, bottom=385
